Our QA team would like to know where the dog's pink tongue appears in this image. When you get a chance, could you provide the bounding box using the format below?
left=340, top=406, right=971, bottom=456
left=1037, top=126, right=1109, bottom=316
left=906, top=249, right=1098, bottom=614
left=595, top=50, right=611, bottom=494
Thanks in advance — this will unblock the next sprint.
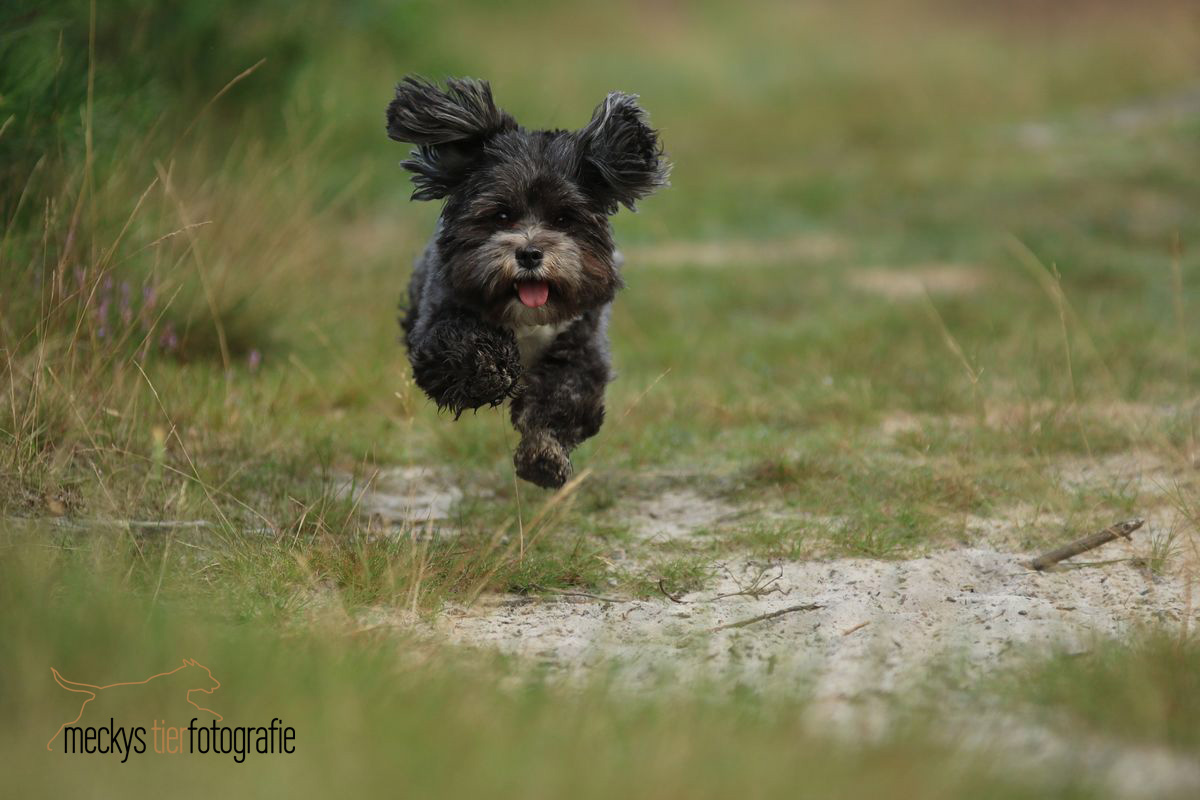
left=517, top=281, right=550, bottom=308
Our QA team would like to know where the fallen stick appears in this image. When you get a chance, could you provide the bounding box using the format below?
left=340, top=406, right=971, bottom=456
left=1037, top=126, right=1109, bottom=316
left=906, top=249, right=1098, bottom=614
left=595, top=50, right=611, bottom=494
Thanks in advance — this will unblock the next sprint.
left=707, top=602, right=823, bottom=633
left=1027, top=518, right=1144, bottom=571
left=1058, top=557, right=1146, bottom=569
left=841, top=620, right=871, bottom=636
left=529, top=584, right=629, bottom=604
left=657, top=579, right=687, bottom=604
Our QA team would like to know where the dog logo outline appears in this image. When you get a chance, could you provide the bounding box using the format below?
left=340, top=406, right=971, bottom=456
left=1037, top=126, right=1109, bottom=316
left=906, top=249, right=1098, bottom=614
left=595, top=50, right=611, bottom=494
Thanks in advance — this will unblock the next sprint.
left=46, top=658, right=222, bottom=751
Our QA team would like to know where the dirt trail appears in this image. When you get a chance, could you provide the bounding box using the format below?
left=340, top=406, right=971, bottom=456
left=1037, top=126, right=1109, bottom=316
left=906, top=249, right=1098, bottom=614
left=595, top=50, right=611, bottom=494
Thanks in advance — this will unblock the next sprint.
left=345, top=470, right=1190, bottom=700
left=344, top=460, right=1200, bottom=796
left=349, top=469, right=1195, bottom=697
left=426, top=507, right=1197, bottom=798
left=438, top=544, right=1192, bottom=696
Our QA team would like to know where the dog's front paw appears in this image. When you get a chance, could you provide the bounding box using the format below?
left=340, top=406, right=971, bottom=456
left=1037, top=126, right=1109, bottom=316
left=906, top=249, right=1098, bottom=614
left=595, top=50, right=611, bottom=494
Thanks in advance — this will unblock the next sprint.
left=413, top=319, right=522, bottom=418
left=467, top=325, right=522, bottom=404
left=514, top=432, right=572, bottom=489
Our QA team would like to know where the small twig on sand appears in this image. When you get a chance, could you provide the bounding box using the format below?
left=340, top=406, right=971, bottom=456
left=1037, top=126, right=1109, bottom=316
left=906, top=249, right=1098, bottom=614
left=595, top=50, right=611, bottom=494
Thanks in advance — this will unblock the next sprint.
left=1027, top=518, right=1144, bottom=571
left=841, top=620, right=871, bottom=636
left=1059, top=558, right=1147, bottom=569
left=712, top=563, right=788, bottom=600
left=658, top=579, right=687, bottom=604
left=707, top=603, right=823, bottom=634
left=529, top=584, right=629, bottom=604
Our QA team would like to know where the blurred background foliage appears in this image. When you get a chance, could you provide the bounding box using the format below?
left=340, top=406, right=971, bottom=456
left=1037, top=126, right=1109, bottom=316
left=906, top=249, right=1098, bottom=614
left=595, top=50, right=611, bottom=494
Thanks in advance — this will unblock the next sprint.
left=1, top=0, right=1197, bottom=510
left=6, top=0, right=1198, bottom=229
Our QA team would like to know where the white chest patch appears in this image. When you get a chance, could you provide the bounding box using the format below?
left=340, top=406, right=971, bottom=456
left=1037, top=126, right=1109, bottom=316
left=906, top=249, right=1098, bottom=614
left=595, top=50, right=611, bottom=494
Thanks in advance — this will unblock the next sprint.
left=511, top=319, right=575, bottom=367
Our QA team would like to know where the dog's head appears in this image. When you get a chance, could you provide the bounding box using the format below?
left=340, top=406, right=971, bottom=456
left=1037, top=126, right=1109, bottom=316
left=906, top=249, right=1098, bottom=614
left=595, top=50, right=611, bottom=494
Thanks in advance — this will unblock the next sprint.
left=386, top=76, right=669, bottom=326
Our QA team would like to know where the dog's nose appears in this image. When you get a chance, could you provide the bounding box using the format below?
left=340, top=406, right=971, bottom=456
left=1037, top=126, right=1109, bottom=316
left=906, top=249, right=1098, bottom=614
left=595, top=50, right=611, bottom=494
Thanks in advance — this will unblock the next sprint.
left=516, top=246, right=543, bottom=270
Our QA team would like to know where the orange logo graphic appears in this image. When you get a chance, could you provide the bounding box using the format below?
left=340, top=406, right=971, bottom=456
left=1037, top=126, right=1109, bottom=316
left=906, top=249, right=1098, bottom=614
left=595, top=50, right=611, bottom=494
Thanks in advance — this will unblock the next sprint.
left=46, top=658, right=222, bottom=752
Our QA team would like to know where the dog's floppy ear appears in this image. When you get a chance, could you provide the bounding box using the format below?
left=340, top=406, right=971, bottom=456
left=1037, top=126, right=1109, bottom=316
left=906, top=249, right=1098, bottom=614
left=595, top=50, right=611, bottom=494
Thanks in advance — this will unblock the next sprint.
left=386, top=76, right=517, bottom=201
left=578, top=92, right=670, bottom=212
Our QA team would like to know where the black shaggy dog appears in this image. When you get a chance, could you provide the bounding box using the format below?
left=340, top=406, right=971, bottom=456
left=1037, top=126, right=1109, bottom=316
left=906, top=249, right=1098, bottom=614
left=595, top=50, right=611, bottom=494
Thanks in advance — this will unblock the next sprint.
left=386, top=77, right=669, bottom=489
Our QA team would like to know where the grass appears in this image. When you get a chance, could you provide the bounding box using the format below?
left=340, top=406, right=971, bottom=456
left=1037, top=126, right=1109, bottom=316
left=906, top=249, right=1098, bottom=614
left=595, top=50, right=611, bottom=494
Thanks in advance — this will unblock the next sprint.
left=0, top=548, right=1104, bottom=799
left=3, top=0, right=1200, bottom=795
left=998, top=631, right=1200, bottom=753
left=4, top=537, right=1198, bottom=798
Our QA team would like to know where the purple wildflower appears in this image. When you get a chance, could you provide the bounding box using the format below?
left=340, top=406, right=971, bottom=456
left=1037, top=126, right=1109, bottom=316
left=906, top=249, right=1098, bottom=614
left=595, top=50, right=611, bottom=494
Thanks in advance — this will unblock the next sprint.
left=159, top=322, right=179, bottom=353
left=96, top=295, right=111, bottom=339
left=141, top=285, right=158, bottom=331
left=119, top=282, right=132, bottom=324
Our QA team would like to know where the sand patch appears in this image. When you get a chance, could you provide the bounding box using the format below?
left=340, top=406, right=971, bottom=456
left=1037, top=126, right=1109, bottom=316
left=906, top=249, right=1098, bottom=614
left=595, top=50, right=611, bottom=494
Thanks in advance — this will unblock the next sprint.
left=879, top=410, right=927, bottom=437
left=336, top=466, right=464, bottom=531
left=849, top=264, right=988, bottom=300
left=417, top=547, right=1197, bottom=798
left=625, top=489, right=740, bottom=543
left=626, top=233, right=848, bottom=269
left=1055, top=452, right=1180, bottom=497
left=433, top=546, right=1194, bottom=697
left=1015, top=82, right=1200, bottom=149
left=878, top=400, right=1196, bottom=443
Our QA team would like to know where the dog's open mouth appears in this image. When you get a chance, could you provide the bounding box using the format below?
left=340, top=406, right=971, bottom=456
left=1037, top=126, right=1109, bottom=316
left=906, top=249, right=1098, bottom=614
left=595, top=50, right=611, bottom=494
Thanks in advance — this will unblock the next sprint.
left=514, top=280, right=551, bottom=309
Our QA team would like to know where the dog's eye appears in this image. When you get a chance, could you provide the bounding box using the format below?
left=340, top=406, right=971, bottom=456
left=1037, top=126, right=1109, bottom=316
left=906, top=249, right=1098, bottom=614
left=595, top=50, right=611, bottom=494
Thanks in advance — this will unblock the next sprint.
left=495, top=211, right=511, bottom=224
left=553, top=214, right=569, bottom=227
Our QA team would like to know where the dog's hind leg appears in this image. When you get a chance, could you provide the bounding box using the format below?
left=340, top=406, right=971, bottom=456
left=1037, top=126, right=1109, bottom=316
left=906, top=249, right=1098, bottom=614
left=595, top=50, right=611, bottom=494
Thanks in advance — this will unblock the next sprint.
left=510, top=310, right=611, bottom=489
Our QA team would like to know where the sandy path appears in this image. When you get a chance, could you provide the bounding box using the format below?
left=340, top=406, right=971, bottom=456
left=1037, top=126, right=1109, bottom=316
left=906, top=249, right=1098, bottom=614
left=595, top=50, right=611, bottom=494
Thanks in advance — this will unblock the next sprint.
left=438, top=545, right=1193, bottom=697
left=346, top=461, right=1200, bottom=795
left=345, top=466, right=1195, bottom=699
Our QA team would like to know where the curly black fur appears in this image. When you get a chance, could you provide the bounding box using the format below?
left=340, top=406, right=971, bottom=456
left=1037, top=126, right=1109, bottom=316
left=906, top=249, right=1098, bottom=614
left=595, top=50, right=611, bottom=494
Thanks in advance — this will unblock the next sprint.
left=405, top=309, right=522, bottom=419
left=386, top=77, right=518, bottom=201
left=578, top=92, right=672, bottom=212
left=509, top=310, right=610, bottom=487
left=388, top=77, right=668, bottom=487
left=509, top=309, right=610, bottom=449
